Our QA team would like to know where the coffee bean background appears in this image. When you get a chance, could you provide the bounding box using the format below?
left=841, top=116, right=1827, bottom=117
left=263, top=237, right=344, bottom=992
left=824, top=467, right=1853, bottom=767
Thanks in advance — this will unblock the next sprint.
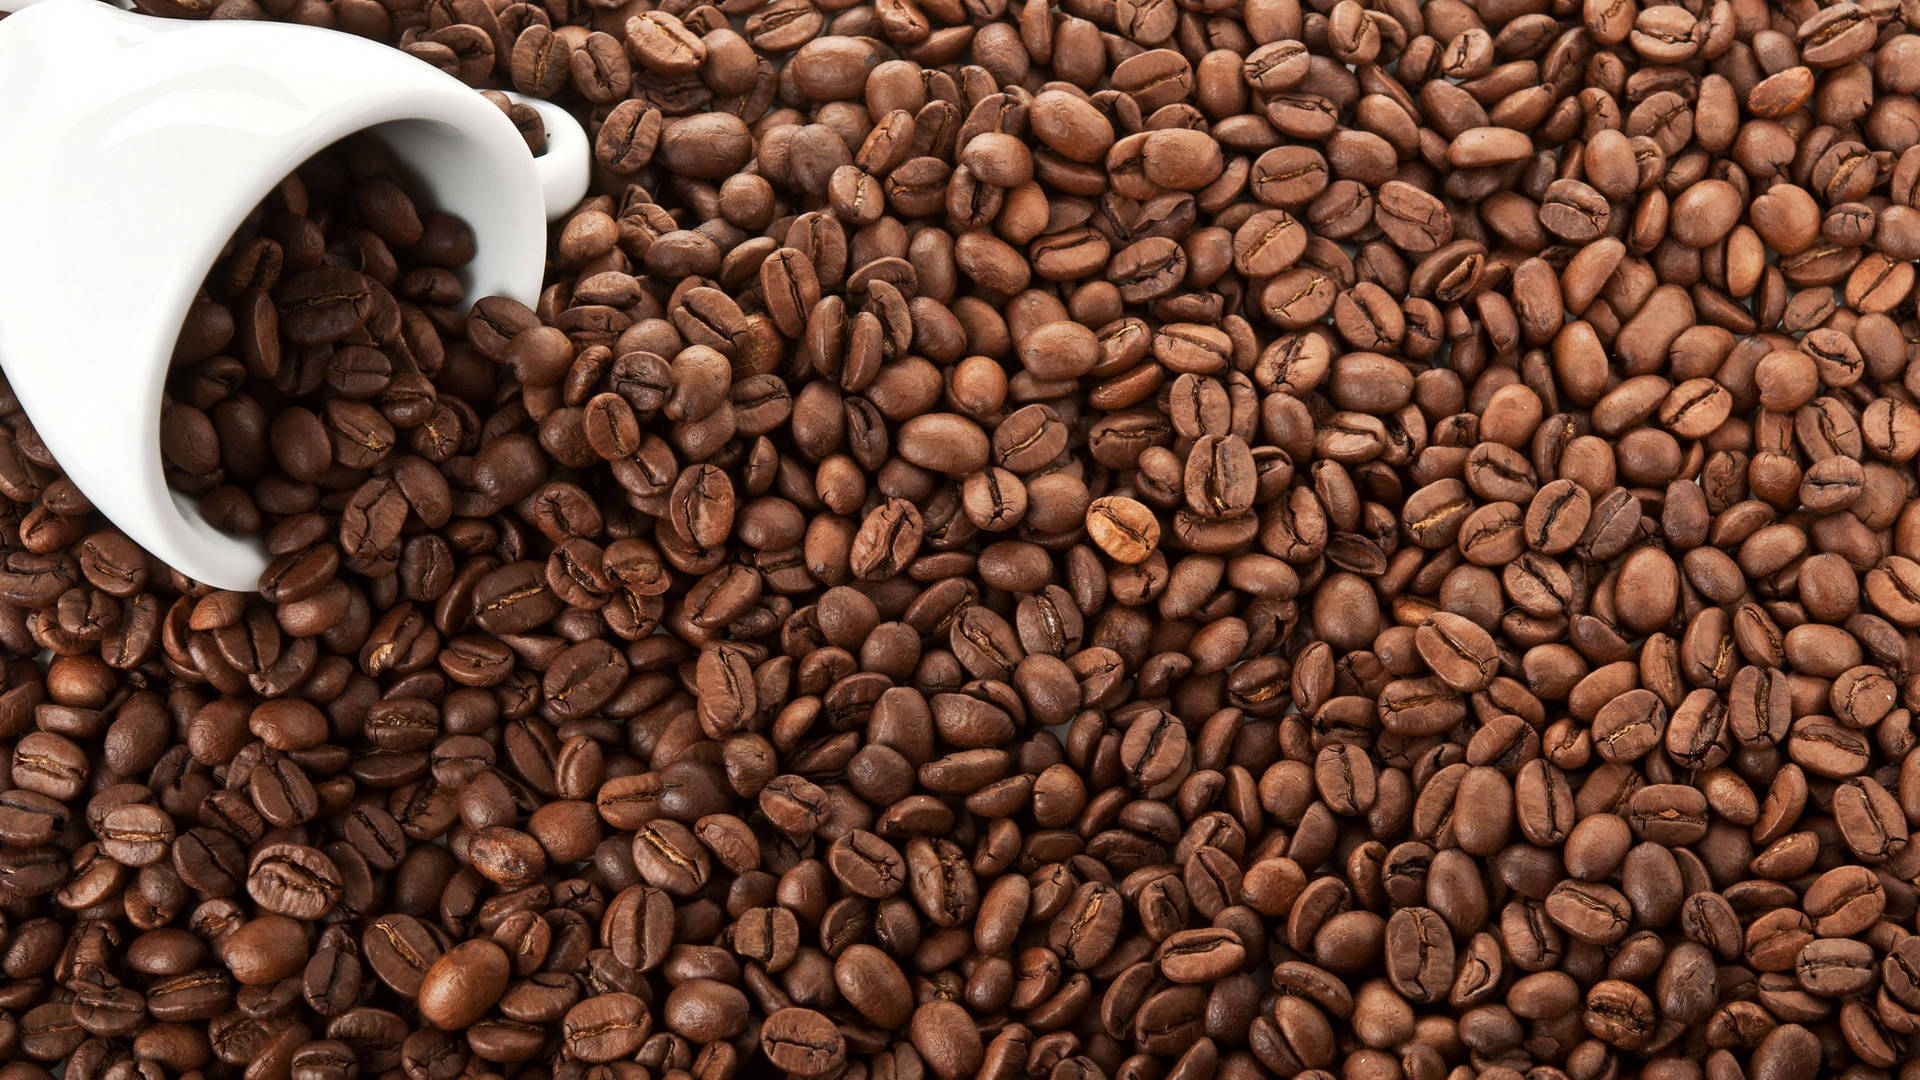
left=3, top=0, right=1920, bottom=1076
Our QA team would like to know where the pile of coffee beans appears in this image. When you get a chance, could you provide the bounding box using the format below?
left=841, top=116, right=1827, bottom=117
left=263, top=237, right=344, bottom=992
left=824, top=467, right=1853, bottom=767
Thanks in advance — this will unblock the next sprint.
left=3, top=0, right=1920, bottom=1074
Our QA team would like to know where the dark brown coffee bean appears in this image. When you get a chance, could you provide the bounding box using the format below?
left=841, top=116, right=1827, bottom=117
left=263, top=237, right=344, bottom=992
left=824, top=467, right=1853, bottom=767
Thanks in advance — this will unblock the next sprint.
left=1544, top=880, right=1633, bottom=944
left=417, top=939, right=510, bottom=1030
left=631, top=820, right=711, bottom=896
left=363, top=914, right=442, bottom=997
left=1583, top=979, right=1655, bottom=1049
left=563, top=992, right=652, bottom=1062
left=911, top=999, right=982, bottom=1080
left=247, top=843, right=342, bottom=920
left=1414, top=612, right=1497, bottom=692
left=1155, top=928, right=1246, bottom=983
left=1384, top=906, right=1454, bottom=1004
left=760, top=1007, right=846, bottom=1077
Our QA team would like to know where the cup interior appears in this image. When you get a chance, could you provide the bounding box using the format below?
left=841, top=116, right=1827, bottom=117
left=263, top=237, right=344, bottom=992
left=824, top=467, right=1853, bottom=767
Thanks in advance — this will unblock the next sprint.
left=158, top=120, right=536, bottom=584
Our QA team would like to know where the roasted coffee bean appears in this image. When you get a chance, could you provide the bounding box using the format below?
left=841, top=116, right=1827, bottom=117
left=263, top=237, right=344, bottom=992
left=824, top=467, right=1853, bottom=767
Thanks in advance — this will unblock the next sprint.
left=220, top=914, right=309, bottom=985
left=1155, top=928, right=1246, bottom=984
left=1544, top=880, right=1633, bottom=944
left=1414, top=612, right=1497, bottom=692
left=563, top=992, right=652, bottom=1062
left=1086, top=496, right=1160, bottom=564
left=1584, top=980, right=1655, bottom=1049
left=1384, top=906, right=1454, bottom=1004
left=761, top=1006, right=847, bottom=1077
left=363, top=914, right=442, bottom=997
left=247, top=843, right=342, bottom=920
left=1797, top=937, right=1877, bottom=997
left=417, top=939, right=511, bottom=1030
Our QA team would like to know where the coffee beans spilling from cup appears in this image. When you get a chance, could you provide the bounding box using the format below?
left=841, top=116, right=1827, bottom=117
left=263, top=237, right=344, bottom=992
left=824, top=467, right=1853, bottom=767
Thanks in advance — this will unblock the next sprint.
left=5, top=0, right=1920, bottom=1075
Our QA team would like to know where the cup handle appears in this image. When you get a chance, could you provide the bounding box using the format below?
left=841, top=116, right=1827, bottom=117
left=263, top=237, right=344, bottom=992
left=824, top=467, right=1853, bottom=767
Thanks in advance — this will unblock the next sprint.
left=503, top=92, right=591, bottom=223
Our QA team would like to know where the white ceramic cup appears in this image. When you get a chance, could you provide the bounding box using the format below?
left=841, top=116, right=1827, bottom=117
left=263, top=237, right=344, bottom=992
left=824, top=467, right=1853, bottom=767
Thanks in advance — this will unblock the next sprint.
left=0, top=0, right=589, bottom=590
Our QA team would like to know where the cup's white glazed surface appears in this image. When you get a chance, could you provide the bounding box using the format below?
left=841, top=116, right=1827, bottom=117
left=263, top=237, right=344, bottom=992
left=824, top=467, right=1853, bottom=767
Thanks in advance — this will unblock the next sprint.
left=0, top=0, right=588, bottom=590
